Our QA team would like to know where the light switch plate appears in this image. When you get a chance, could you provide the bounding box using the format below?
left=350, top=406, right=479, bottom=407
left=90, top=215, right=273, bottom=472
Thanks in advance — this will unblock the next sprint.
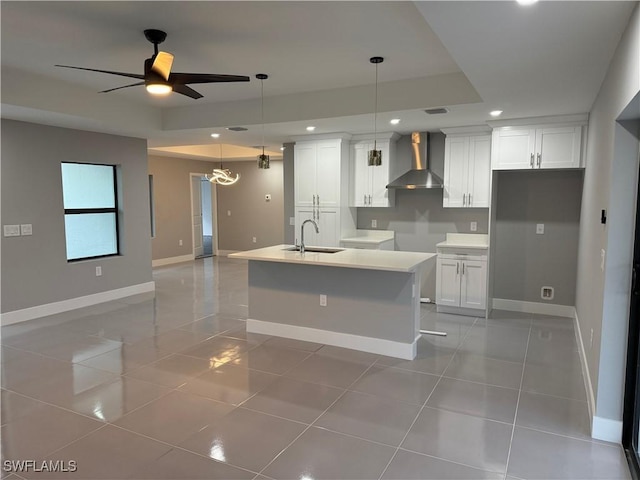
left=20, top=224, right=32, bottom=236
left=536, top=224, right=545, bottom=234
left=289, top=217, right=295, bottom=226
left=371, top=219, right=377, bottom=228
left=3, top=225, right=20, bottom=237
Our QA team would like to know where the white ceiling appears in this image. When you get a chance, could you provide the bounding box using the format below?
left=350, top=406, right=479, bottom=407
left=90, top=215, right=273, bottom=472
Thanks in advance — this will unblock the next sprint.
left=1, top=1, right=636, bottom=161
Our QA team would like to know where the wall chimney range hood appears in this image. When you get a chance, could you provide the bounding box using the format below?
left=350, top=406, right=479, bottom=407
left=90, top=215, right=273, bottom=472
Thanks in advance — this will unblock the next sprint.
left=386, top=132, right=443, bottom=189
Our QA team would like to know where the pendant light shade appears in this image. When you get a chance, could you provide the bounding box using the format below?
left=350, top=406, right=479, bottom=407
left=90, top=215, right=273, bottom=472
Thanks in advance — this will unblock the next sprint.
left=256, top=73, right=270, bottom=169
left=368, top=56, right=383, bottom=166
left=206, top=144, right=239, bottom=185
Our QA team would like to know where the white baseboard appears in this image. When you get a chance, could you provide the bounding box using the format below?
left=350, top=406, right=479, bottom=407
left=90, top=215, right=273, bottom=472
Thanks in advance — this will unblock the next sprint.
left=492, top=298, right=575, bottom=318
left=247, top=318, right=418, bottom=360
left=152, top=254, right=194, bottom=267
left=592, top=416, right=623, bottom=443
left=1, top=282, right=156, bottom=326
left=573, top=308, right=597, bottom=433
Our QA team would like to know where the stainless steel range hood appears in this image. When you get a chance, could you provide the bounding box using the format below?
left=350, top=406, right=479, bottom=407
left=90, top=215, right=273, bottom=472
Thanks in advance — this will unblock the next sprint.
left=386, top=132, right=443, bottom=189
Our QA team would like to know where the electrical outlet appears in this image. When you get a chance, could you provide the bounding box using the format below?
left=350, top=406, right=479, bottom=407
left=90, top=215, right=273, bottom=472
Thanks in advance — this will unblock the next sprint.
left=289, top=217, right=295, bottom=226
left=252, top=236, right=257, bottom=243
left=371, top=219, right=377, bottom=228
left=320, top=294, right=327, bottom=307
left=96, top=266, right=102, bottom=277
left=470, top=222, right=477, bottom=232
left=536, top=224, right=545, bottom=235
left=179, top=239, right=183, bottom=246
left=3, top=225, right=20, bottom=237
left=227, top=210, right=231, bottom=216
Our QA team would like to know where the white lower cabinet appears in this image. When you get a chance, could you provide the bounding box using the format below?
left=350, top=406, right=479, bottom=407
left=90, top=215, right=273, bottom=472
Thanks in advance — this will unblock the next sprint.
left=295, top=207, right=340, bottom=247
left=436, top=253, right=487, bottom=315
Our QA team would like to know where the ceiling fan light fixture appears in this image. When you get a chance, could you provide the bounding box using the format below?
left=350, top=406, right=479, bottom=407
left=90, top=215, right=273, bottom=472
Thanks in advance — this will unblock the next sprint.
left=146, top=83, right=172, bottom=95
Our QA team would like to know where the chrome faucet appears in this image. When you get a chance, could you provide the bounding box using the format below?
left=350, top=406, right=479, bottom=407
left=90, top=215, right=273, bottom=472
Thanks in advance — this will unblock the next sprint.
left=299, top=219, right=319, bottom=254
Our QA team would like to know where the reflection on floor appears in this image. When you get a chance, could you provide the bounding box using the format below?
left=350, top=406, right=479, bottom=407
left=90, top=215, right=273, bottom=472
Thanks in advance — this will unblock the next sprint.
left=0, top=256, right=631, bottom=479
left=196, top=235, right=213, bottom=259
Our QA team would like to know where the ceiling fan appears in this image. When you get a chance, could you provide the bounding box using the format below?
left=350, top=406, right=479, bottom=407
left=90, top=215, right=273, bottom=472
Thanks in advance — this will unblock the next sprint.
left=56, top=29, right=250, bottom=99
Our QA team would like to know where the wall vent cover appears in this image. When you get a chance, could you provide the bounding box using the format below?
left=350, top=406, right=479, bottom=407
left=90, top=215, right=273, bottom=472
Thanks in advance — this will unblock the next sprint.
left=226, top=126, right=248, bottom=131
left=424, top=107, right=449, bottom=115
left=541, top=286, right=555, bottom=301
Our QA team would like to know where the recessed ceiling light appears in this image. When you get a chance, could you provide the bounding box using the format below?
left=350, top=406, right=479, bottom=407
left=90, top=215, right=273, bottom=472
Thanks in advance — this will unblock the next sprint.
left=210, top=133, right=220, bottom=138
left=516, top=0, right=538, bottom=5
left=306, top=126, right=316, bottom=132
left=390, top=119, right=401, bottom=125
left=490, top=110, right=503, bottom=117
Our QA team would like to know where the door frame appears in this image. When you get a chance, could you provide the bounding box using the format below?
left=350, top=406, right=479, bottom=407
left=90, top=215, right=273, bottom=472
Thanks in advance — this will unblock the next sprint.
left=189, top=172, right=218, bottom=257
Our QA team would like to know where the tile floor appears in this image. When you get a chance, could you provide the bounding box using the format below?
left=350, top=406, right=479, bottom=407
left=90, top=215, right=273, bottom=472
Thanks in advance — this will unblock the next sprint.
left=0, top=256, right=631, bottom=479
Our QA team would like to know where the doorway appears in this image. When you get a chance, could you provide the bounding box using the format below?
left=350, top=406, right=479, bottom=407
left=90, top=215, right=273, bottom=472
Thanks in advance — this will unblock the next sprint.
left=190, top=173, right=217, bottom=258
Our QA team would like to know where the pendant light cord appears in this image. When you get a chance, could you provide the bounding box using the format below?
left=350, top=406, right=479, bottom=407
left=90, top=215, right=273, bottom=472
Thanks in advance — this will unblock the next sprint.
left=374, top=61, right=378, bottom=151
left=261, top=78, right=265, bottom=157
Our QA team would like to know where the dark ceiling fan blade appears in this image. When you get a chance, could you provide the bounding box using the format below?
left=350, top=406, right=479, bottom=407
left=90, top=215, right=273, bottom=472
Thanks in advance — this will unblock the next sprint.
left=99, top=82, right=146, bottom=93
left=172, top=84, right=203, bottom=99
left=55, top=65, right=145, bottom=80
left=170, top=73, right=250, bottom=85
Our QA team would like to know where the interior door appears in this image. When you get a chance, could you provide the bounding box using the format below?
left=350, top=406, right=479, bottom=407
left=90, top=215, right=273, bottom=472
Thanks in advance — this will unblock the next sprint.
left=191, top=176, right=204, bottom=258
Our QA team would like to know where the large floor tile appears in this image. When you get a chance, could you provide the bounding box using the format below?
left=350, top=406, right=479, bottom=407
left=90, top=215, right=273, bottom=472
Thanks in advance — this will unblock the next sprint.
left=376, top=345, right=455, bottom=376
left=350, top=365, right=439, bottom=405
left=507, top=426, right=630, bottom=479
left=179, top=363, right=278, bottom=405
left=458, top=324, right=530, bottom=363
left=180, top=407, right=306, bottom=472
left=1, top=402, right=103, bottom=460
left=128, top=448, right=255, bottom=479
left=125, top=354, right=212, bottom=388
left=401, top=407, right=512, bottom=474
left=1, top=390, right=52, bottom=426
left=178, top=335, right=252, bottom=362
left=78, top=343, right=172, bottom=374
left=22, top=425, right=171, bottom=479
left=242, top=376, right=344, bottom=424
left=262, top=426, right=396, bottom=480
left=315, top=390, right=421, bottom=446
left=177, top=314, right=246, bottom=336
left=114, top=390, right=234, bottom=445
left=382, top=449, right=503, bottom=480
left=261, top=336, right=323, bottom=352
left=427, top=377, right=519, bottom=423
left=516, top=391, right=591, bottom=440
left=227, top=344, right=310, bottom=374
left=444, top=351, right=523, bottom=389
left=284, top=353, right=371, bottom=388
left=129, top=329, right=213, bottom=353
left=1, top=349, right=71, bottom=389
left=521, top=359, right=587, bottom=401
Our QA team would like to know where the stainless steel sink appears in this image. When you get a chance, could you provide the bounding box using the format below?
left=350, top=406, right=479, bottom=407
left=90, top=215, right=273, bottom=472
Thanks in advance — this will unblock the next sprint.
left=284, top=246, right=344, bottom=254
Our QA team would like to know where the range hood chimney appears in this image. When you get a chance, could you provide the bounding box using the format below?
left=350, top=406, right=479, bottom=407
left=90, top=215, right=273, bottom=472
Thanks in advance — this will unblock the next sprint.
left=386, top=132, right=443, bottom=189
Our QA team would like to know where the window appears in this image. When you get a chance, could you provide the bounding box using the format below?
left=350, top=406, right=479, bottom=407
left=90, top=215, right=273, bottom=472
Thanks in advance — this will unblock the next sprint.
left=61, top=162, right=119, bottom=261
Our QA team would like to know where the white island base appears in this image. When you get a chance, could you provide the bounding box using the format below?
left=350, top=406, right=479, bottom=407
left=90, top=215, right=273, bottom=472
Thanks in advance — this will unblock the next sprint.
left=230, top=245, right=435, bottom=360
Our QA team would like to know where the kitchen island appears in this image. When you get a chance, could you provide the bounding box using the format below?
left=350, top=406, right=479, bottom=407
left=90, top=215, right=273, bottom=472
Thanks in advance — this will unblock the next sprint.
left=229, top=245, right=435, bottom=359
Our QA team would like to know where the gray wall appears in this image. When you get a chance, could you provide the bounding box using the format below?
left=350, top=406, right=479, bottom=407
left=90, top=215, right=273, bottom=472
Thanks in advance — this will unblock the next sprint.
left=216, top=160, right=284, bottom=251
left=493, top=170, right=583, bottom=306
left=1, top=120, right=151, bottom=313
left=283, top=142, right=295, bottom=244
left=576, top=3, right=639, bottom=427
left=148, top=155, right=284, bottom=258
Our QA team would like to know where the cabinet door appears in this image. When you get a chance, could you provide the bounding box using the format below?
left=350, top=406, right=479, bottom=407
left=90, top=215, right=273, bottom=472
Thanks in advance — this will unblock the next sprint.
left=317, top=208, right=340, bottom=247
left=536, top=126, right=582, bottom=169
left=370, top=141, right=392, bottom=207
left=294, top=143, right=317, bottom=207
left=436, top=258, right=461, bottom=307
left=467, top=135, right=491, bottom=208
left=443, top=136, right=469, bottom=208
left=460, top=260, right=487, bottom=310
left=492, top=129, right=536, bottom=170
left=351, top=143, right=370, bottom=207
left=316, top=140, right=341, bottom=207
left=294, top=207, right=318, bottom=246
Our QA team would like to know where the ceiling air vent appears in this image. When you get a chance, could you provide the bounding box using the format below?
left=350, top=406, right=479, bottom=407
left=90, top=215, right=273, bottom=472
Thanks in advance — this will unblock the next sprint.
left=226, top=126, right=248, bottom=132
left=424, top=107, right=449, bottom=115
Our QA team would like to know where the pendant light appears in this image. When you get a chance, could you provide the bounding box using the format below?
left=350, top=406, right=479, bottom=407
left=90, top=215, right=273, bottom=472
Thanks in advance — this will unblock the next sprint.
left=256, top=73, right=270, bottom=169
left=206, top=144, right=239, bottom=185
left=368, top=56, right=383, bottom=166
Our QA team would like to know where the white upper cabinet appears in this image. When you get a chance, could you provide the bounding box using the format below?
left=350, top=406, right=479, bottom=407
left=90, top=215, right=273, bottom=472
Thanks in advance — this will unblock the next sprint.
left=491, top=120, right=585, bottom=170
left=442, top=128, right=491, bottom=208
left=349, top=133, right=398, bottom=208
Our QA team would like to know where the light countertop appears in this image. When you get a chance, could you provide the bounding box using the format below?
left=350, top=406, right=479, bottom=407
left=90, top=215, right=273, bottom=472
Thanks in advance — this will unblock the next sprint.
left=341, top=229, right=394, bottom=245
left=436, top=233, right=489, bottom=250
left=229, top=244, right=435, bottom=272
